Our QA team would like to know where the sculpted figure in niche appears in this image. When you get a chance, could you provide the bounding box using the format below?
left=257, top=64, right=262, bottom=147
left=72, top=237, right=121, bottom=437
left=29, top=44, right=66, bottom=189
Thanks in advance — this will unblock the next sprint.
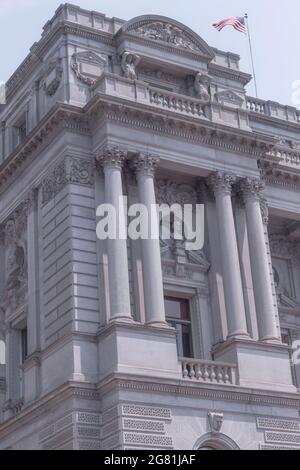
left=1, top=244, right=27, bottom=313
left=121, top=52, right=140, bottom=80
left=193, top=72, right=211, bottom=102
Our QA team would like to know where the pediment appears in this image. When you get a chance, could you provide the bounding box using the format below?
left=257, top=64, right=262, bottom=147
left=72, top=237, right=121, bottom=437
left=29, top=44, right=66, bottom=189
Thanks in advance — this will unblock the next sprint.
left=119, top=15, right=215, bottom=60
left=278, top=293, right=300, bottom=309
left=215, top=89, right=244, bottom=107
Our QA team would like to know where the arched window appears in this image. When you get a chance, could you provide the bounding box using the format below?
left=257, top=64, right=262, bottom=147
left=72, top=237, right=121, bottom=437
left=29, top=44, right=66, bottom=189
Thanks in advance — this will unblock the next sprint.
left=194, top=433, right=240, bottom=451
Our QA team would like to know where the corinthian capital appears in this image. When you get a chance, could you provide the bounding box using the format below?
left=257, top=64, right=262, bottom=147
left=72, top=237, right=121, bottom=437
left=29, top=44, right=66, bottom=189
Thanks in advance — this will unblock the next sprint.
left=239, top=177, right=265, bottom=201
left=131, top=153, right=160, bottom=177
left=97, top=147, right=127, bottom=170
left=207, top=171, right=236, bottom=196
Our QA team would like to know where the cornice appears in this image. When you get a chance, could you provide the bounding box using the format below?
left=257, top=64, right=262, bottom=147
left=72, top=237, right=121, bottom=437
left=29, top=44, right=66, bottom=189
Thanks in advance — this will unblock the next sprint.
left=259, top=158, right=300, bottom=192
left=5, top=21, right=114, bottom=103
left=0, top=103, right=89, bottom=194
left=97, top=373, right=300, bottom=409
left=209, top=63, right=252, bottom=86
left=0, top=96, right=278, bottom=195
left=249, top=111, right=300, bottom=132
left=0, top=374, right=300, bottom=441
left=88, top=94, right=276, bottom=157
left=0, top=381, right=100, bottom=441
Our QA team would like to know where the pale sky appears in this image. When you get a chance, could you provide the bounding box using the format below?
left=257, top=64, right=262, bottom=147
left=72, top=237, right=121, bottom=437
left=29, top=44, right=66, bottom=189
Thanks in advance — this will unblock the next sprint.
left=0, top=0, right=298, bottom=106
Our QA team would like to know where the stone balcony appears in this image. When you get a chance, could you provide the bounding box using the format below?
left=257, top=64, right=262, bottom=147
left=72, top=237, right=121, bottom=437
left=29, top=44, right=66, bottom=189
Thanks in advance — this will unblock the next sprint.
left=92, top=73, right=251, bottom=131
left=180, top=358, right=237, bottom=385
left=247, top=96, right=300, bottom=125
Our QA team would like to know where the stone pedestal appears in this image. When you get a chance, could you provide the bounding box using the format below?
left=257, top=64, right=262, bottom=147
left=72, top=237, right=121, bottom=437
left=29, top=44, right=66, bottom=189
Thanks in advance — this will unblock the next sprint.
left=213, top=338, right=296, bottom=393
left=98, top=322, right=180, bottom=380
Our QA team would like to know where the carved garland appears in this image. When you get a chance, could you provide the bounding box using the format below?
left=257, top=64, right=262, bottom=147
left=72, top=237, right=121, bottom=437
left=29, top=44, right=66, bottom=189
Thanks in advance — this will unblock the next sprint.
left=42, top=156, right=95, bottom=205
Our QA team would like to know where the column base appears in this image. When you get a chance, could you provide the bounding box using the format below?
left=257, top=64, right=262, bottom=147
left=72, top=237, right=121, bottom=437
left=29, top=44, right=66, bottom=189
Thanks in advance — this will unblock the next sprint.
left=146, top=320, right=169, bottom=328
left=109, top=315, right=133, bottom=323
left=213, top=337, right=296, bottom=393
left=227, top=332, right=250, bottom=340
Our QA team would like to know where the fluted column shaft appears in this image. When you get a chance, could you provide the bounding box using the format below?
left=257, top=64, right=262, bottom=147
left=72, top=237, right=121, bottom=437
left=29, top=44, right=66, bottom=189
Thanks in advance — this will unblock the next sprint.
left=133, top=154, right=166, bottom=326
left=208, top=172, right=248, bottom=339
left=98, top=148, right=132, bottom=322
left=240, top=178, right=279, bottom=341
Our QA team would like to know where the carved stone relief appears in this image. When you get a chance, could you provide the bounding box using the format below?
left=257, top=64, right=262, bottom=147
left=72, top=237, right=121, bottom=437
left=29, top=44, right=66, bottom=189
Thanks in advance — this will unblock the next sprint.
left=71, top=51, right=107, bottom=86
left=193, top=72, right=211, bottom=102
left=43, top=57, right=63, bottom=96
left=121, top=52, right=140, bottom=80
left=131, top=21, right=200, bottom=52
left=156, top=179, right=210, bottom=279
left=42, top=156, right=95, bottom=205
left=214, top=89, right=244, bottom=107
left=208, top=412, right=224, bottom=434
left=0, top=199, right=31, bottom=316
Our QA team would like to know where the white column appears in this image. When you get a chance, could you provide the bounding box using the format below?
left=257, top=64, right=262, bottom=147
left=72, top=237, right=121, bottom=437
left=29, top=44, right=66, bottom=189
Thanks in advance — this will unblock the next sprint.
left=208, top=172, right=249, bottom=339
left=240, top=178, right=279, bottom=342
left=133, top=154, right=166, bottom=326
left=98, top=148, right=132, bottom=322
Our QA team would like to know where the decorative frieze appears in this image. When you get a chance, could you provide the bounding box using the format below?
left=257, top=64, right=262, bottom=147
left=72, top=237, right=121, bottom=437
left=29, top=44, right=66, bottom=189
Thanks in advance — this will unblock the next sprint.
left=39, top=411, right=101, bottom=451
left=257, top=417, right=300, bottom=432
left=123, top=433, right=173, bottom=448
left=121, top=404, right=172, bottom=420
left=265, top=431, right=300, bottom=445
left=41, top=156, right=95, bottom=205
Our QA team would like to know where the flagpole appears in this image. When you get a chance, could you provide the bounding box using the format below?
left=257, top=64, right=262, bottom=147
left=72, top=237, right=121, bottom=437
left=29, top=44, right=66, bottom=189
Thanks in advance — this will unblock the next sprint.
left=244, top=13, right=258, bottom=97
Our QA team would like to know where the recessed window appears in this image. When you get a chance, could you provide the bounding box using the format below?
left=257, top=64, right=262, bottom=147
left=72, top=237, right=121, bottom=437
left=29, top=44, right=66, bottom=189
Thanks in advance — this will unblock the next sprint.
left=21, top=327, right=28, bottom=364
left=165, top=296, right=193, bottom=358
left=13, top=113, right=27, bottom=148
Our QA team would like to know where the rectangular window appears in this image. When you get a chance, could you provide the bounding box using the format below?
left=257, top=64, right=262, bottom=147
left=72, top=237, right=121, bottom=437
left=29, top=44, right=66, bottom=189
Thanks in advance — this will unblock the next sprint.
left=13, top=113, right=27, bottom=148
left=21, top=327, right=28, bottom=364
left=165, top=296, right=193, bottom=358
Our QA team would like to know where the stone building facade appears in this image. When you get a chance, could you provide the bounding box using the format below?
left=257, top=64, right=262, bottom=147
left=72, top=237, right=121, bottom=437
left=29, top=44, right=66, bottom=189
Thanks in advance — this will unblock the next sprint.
left=0, top=4, right=300, bottom=450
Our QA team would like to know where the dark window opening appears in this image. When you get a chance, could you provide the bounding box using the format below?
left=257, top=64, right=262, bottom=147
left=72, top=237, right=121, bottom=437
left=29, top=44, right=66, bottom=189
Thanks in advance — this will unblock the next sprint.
left=165, top=296, right=193, bottom=358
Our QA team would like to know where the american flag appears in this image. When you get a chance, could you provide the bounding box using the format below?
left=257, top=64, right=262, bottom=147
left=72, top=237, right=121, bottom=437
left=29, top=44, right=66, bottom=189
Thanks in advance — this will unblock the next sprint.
left=212, top=16, right=246, bottom=33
